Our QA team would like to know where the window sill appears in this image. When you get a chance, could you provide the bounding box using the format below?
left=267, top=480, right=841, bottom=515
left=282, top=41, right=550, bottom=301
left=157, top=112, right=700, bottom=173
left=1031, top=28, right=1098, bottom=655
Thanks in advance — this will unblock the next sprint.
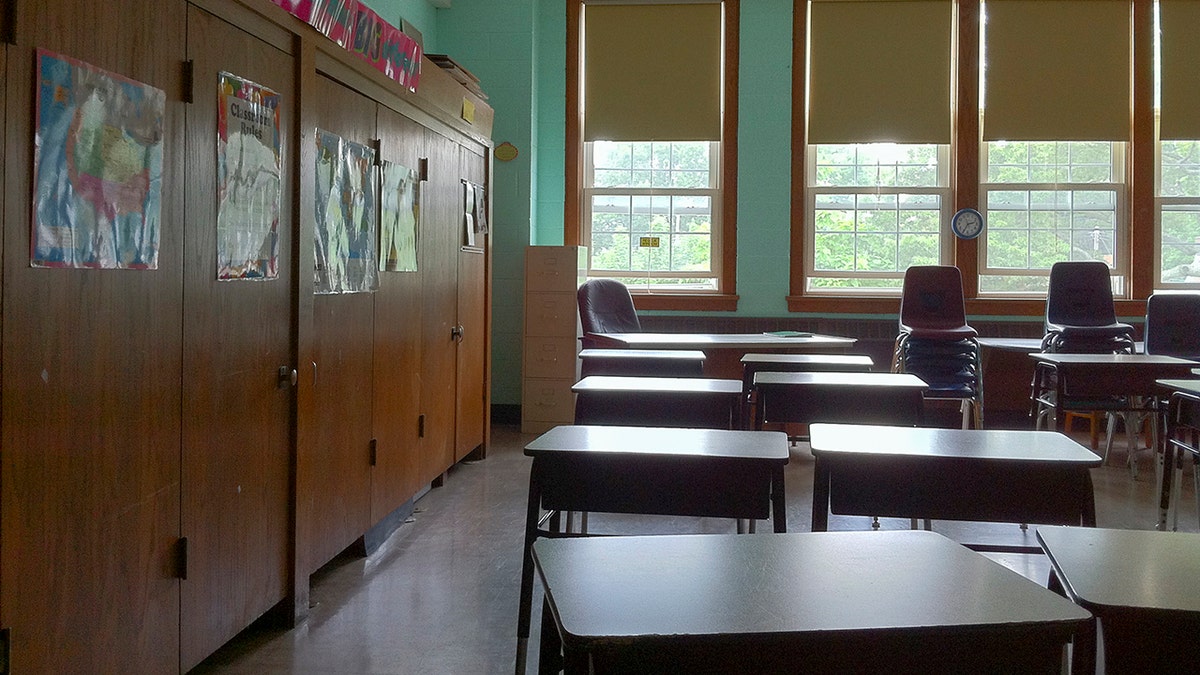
left=632, top=293, right=739, bottom=312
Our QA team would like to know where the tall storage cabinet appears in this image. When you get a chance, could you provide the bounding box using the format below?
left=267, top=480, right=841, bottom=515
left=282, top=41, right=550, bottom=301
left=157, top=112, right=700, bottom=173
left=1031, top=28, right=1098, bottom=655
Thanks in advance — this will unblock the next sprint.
left=522, top=246, right=586, bottom=433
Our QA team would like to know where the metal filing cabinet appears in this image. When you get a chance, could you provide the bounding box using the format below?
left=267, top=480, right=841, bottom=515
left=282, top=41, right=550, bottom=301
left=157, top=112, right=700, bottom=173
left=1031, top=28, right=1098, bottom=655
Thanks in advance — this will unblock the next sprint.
left=522, top=246, right=587, bottom=433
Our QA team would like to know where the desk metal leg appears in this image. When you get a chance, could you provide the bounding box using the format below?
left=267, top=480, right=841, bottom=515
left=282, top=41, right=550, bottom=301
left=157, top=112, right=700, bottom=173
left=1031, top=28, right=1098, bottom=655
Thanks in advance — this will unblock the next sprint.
left=772, top=469, right=787, bottom=533
left=811, top=459, right=830, bottom=532
left=1080, top=471, right=1097, bottom=528
left=1158, top=441, right=1177, bottom=531
left=515, top=462, right=543, bottom=674
left=537, top=596, right=563, bottom=675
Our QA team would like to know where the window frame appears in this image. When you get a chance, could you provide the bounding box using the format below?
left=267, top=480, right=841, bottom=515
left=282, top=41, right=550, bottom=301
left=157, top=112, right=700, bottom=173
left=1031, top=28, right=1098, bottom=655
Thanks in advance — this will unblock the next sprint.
left=1156, top=137, right=1200, bottom=289
left=977, top=140, right=1129, bottom=297
left=565, top=0, right=739, bottom=311
left=803, top=143, right=954, bottom=294
left=582, top=140, right=723, bottom=290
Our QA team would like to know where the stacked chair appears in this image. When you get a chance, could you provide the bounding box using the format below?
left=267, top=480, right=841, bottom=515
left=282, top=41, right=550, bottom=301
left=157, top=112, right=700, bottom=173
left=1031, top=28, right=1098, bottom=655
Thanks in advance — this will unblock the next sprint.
left=892, top=265, right=983, bottom=429
left=1040, top=260, right=1136, bottom=355
left=1032, top=261, right=1139, bottom=471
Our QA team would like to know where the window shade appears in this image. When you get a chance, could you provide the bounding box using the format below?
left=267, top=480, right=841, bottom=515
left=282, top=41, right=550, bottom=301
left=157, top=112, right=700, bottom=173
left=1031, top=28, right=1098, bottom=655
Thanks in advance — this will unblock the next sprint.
left=983, top=0, right=1130, bottom=142
left=1159, top=0, right=1200, bottom=140
left=583, top=2, right=722, bottom=142
left=808, top=0, right=952, bottom=145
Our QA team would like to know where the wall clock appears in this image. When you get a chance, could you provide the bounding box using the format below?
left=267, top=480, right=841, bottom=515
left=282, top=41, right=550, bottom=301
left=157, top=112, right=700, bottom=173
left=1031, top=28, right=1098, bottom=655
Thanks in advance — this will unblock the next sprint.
left=951, top=207, right=984, bottom=240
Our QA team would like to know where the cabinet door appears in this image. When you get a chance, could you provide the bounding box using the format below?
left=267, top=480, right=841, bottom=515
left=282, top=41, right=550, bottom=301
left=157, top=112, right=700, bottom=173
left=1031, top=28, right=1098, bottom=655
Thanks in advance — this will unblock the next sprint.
left=180, top=8, right=294, bottom=669
left=1, top=1, right=186, bottom=670
left=304, top=75, right=376, bottom=573
left=456, top=145, right=488, bottom=460
left=418, top=129, right=460, bottom=483
left=373, top=107, right=426, bottom=518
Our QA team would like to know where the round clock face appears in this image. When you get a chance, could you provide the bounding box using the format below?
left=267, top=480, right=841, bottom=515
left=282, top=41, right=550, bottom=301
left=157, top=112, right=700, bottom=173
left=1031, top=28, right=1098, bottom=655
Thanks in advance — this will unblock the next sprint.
left=952, top=208, right=984, bottom=240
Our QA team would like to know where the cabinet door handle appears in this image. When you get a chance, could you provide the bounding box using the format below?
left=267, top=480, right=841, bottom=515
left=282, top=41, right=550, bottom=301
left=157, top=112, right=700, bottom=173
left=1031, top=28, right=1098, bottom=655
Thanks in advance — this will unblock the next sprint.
left=451, top=325, right=465, bottom=343
left=278, top=366, right=298, bottom=388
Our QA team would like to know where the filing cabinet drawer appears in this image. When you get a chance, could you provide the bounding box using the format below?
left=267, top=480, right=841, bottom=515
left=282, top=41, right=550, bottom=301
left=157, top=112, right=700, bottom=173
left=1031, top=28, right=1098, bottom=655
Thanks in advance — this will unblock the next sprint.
left=524, top=292, right=579, bottom=338
left=522, top=378, right=576, bottom=429
left=526, top=246, right=586, bottom=289
left=524, top=336, right=579, bottom=379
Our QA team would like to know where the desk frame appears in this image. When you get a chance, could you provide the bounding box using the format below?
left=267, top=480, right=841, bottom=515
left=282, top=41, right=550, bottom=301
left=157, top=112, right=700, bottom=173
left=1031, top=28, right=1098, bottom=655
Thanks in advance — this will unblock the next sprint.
left=809, top=424, right=1100, bottom=552
left=515, top=426, right=789, bottom=673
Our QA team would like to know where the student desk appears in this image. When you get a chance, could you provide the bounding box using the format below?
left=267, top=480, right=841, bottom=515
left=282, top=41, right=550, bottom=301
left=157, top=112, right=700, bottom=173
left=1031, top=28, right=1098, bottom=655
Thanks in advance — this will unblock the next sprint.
left=809, top=424, right=1101, bottom=550
left=1156, top=378, right=1200, bottom=531
left=585, top=332, right=856, bottom=379
left=1038, top=526, right=1200, bottom=674
left=571, top=375, right=743, bottom=429
left=515, top=425, right=790, bottom=673
left=577, top=348, right=706, bottom=377
left=533, top=530, right=1090, bottom=674
left=752, top=371, right=927, bottom=430
left=1029, top=353, right=1196, bottom=431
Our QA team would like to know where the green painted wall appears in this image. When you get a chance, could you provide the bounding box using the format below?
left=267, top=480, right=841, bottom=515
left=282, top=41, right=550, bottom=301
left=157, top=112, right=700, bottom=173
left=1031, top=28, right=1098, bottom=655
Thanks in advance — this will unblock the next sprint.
left=438, top=0, right=537, bottom=406
left=360, top=0, right=439, bottom=53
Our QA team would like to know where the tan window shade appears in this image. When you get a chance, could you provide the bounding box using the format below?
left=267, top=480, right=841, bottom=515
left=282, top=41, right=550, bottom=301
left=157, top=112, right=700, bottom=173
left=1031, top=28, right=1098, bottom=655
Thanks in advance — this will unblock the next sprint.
left=808, top=0, right=952, bottom=145
left=983, top=0, right=1130, bottom=142
left=583, top=2, right=722, bottom=142
left=1160, top=0, right=1200, bottom=140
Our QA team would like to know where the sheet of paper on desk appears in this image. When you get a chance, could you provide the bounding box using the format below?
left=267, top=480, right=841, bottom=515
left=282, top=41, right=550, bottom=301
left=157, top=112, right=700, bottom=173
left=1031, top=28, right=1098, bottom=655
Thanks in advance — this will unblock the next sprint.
left=764, top=331, right=812, bottom=338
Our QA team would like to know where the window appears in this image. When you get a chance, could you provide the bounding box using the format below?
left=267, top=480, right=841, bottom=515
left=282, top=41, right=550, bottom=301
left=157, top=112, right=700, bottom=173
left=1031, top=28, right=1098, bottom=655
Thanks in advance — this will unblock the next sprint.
left=806, top=143, right=949, bottom=292
left=1157, top=0, right=1200, bottom=287
left=1158, top=141, right=1200, bottom=285
left=978, top=1, right=1131, bottom=296
left=570, top=0, right=736, bottom=303
left=584, top=141, right=720, bottom=291
left=802, top=0, right=953, bottom=294
left=979, top=141, right=1126, bottom=294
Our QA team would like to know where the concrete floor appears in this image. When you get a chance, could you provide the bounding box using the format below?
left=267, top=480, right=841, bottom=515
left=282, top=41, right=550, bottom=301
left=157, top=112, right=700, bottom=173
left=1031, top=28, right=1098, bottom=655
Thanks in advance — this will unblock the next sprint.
left=193, top=422, right=1198, bottom=674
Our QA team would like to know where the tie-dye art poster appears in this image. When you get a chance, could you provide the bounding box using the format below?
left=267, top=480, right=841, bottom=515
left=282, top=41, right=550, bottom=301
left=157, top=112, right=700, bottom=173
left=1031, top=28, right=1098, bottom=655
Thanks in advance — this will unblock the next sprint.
left=314, top=129, right=378, bottom=294
left=33, top=49, right=165, bottom=269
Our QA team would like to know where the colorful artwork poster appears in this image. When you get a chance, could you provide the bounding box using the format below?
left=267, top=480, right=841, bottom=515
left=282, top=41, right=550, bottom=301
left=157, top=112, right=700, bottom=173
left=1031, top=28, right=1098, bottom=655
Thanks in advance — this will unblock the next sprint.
left=380, top=161, right=419, bottom=272
left=217, top=72, right=282, bottom=281
left=33, top=49, right=165, bottom=269
left=269, top=0, right=421, bottom=91
left=314, top=129, right=378, bottom=294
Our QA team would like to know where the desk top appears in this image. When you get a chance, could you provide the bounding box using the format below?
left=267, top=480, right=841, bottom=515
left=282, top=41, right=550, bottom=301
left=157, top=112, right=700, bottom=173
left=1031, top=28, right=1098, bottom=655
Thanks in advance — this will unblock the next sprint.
left=1037, top=526, right=1200, bottom=614
left=571, top=375, right=742, bottom=395
left=533, top=530, right=1088, bottom=643
left=1157, top=378, right=1200, bottom=397
left=525, top=425, right=789, bottom=462
left=578, top=348, right=706, bottom=361
left=588, top=332, right=856, bottom=350
left=977, top=337, right=1044, bottom=352
left=1030, top=353, right=1194, bottom=367
left=809, top=424, right=1101, bottom=466
left=740, top=353, right=875, bottom=368
left=754, top=371, right=927, bottom=389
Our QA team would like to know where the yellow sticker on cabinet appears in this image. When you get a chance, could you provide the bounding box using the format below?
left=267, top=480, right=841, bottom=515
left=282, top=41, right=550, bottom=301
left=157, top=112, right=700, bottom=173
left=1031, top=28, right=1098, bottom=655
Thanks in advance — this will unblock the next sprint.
left=461, top=98, right=476, bottom=123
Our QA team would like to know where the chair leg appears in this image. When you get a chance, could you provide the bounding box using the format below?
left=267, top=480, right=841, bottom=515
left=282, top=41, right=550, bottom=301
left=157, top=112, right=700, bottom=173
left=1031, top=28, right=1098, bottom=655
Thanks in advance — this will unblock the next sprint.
left=1124, top=412, right=1140, bottom=480
left=1103, top=413, right=1118, bottom=465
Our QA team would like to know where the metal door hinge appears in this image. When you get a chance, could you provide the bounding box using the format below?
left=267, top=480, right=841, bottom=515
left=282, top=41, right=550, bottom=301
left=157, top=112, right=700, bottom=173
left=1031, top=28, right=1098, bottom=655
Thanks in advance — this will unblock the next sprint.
left=182, top=60, right=195, bottom=104
left=176, top=537, right=188, bottom=580
left=0, top=627, right=10, bottom=675
left=369, top=438, right=378, bottom=466
left=418, top=414, right=426, bottom=438
left=418, top=157, right=429, bottom=182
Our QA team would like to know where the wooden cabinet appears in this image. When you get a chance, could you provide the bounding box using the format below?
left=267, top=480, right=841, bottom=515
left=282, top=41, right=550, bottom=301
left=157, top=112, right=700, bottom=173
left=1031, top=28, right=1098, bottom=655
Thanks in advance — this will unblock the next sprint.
left=522, top=246, right=586, bottom=433
left=0, top=0, right=492, bottom=669
left=1, top=1, right=186, bottom=671
left=179, top=7, right=294, bottom=670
